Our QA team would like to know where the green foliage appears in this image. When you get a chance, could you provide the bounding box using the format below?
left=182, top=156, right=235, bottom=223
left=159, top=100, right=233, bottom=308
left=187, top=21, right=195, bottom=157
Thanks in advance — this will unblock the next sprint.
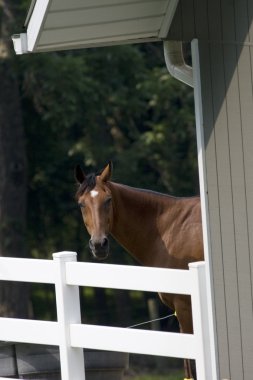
left=17, top=43, right=197, bottom=263
left=11, top=36, right=197, bottom=327
left=0, top=5, right=198, bottom=373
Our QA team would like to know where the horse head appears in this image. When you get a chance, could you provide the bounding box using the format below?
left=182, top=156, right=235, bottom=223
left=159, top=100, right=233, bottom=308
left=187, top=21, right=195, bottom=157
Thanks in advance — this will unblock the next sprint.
left=75, top=162, right=113, bottom=260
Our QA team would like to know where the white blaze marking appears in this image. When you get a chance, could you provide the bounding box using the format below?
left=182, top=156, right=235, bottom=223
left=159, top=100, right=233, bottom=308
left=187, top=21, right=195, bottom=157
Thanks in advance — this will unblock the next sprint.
left=90, top=190, right=99, bottom=198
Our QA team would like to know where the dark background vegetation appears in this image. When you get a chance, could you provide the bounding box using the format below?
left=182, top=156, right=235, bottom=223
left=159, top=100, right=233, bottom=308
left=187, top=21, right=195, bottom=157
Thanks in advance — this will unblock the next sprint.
left=0, top=0, right=197, bottom=342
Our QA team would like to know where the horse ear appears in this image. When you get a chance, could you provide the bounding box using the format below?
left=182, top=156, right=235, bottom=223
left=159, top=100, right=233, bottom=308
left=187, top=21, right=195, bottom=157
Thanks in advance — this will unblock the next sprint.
left=75, top=165, right=86, bottom=184
left=100, top=161, right=113, bottom=182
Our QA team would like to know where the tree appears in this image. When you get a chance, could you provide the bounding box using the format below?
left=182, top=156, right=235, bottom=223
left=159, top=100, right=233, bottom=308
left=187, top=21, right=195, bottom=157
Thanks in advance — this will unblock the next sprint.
left=1, top=0, right=197, bottom=323
left=16, top=43, right=197, bottom=262
left=0, top=0, right=30, bottom=317
left=17, top=44, right=196, bottom=325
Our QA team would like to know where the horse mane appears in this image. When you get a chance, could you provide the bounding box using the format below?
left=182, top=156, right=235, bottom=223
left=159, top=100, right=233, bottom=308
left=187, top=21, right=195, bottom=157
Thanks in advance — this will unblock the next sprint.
left=75, top=173, right=97, bottom=198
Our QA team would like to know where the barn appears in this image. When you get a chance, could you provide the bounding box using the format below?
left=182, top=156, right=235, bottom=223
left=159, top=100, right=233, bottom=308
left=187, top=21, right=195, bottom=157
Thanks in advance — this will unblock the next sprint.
left=13, top=1, right=253, bottom=379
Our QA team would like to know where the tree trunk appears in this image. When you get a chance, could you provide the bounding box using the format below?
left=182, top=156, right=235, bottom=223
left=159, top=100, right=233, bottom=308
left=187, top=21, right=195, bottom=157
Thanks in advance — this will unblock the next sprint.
left=0, top=0, right=30, bottom=317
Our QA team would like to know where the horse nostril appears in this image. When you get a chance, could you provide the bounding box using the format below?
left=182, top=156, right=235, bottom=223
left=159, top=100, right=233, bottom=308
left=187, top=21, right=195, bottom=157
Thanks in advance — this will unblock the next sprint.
left=89, top=237, right=109, bottom=260
left=89, top=238, right=108, bottom=251
left=101, top=237, right=108, bottom=249
left=89, top=239, right=94, bottom=250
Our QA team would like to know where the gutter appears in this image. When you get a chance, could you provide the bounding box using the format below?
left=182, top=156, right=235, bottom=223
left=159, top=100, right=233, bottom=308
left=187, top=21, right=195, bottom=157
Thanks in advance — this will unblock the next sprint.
left=163, top=40, right=193, bottom=87
left=11, top=0, right=36, bottom=54
left=12, top=0, right=50, bottom=55
left=12, top=33, right=28, bottom=54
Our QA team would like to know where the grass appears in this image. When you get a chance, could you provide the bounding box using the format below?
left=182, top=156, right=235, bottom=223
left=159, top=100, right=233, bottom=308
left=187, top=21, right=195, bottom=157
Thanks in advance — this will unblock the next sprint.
left=127, top=376, right=181, bottom=380
left=125, top=370, right=183, bottom=380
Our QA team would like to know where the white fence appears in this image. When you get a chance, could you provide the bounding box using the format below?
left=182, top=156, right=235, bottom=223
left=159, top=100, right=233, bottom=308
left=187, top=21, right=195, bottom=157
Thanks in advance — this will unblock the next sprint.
left=0, top=252, right=215, bottom=380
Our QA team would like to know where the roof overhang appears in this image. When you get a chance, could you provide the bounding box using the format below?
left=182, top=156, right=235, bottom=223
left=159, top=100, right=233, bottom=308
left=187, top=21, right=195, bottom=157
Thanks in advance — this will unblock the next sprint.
left=12, top=0, right=178, bottom=54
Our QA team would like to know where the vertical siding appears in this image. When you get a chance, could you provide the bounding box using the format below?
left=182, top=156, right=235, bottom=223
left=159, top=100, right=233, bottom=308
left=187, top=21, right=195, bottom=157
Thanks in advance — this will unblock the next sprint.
left=208, top=40, right=242, bottom=380
left=197, top=41, right=253, bottom=380
left=197, top=42, right=230, bottom=378
left=170, top=0, right=253, bottom=379
left=193, top=0, right=208, bottom=40
left=222, top=43, right=245, bottom=379
left=237, top=44, right=253, bottom=379
left=244, top=47, right=253, bottom=299
left=181, top=0, right=195, bottom=39
left=198, top=9, right=253, bottom=380
left=167, top=1, right=183, bottom=40
left=249, top=2, right=253, bottom=42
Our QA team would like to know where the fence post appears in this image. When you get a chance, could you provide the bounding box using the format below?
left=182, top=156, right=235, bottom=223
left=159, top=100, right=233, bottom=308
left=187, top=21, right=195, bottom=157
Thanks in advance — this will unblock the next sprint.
left=189, top=261, right=216, bottom=380
left=53, top=251, right=85, bottom=380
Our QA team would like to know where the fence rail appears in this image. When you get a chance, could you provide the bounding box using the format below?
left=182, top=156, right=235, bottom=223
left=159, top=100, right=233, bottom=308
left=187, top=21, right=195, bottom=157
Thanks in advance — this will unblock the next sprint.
left=0, top=251, right=216, bottom=380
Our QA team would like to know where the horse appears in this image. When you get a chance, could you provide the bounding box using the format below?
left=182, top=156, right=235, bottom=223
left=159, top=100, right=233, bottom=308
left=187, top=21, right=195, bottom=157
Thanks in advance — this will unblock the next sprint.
left=74, top=162, right=204, bottom=380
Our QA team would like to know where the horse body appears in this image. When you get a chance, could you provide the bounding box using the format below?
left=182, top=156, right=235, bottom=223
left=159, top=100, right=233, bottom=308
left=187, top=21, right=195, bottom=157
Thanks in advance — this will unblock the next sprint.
left=75, top=162, right=204, bottom=379
left=108, top=181, right=203, bottom=334
left=109, top=182, right=202, bottom=268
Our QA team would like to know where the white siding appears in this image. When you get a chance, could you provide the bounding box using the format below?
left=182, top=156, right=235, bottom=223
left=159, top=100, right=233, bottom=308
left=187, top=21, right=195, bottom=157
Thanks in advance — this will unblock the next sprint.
left=28, top=0, right=175, bottom=52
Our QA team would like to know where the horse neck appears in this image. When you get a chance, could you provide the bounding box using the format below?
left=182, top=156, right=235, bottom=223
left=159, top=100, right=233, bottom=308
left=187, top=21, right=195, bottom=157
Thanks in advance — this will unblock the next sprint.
left=108, top=182, right=176, bottom=267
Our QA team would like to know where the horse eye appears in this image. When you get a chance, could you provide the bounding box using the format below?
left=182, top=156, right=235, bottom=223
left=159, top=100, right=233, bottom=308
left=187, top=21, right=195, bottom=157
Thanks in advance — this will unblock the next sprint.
left=78, top=202, right=85, bottom=209
left=104, top=197, right=112, bottom=206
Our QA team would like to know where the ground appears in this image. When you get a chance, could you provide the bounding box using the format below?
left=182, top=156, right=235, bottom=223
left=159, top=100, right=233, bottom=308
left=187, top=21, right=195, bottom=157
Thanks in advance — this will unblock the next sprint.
left=125, top=370, right=183, bottom=379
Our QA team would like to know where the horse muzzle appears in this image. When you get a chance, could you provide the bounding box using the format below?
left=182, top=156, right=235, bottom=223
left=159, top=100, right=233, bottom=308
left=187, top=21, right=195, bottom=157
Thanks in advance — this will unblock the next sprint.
left=89, top=237, right=109, bottom=260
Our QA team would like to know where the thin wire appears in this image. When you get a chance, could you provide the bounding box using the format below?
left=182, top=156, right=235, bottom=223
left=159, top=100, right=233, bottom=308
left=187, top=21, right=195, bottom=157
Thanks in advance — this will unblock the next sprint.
left=127, top=312, right=176, bottom=329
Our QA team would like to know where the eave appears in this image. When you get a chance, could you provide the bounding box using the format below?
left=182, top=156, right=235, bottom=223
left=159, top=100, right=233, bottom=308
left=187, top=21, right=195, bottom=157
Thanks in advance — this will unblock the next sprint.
left=12, top=0, right=178, bottom=54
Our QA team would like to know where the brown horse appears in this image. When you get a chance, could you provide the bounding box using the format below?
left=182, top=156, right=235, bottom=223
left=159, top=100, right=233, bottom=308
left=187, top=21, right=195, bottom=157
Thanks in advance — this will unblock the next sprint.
left=75, top=162, right=204, bottom=379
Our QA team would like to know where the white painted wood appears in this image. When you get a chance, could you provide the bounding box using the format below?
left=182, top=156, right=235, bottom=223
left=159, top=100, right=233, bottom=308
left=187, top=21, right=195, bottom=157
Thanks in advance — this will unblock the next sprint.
left=27, top=0, right=50, bottom=51
left=0, top=257, right=55, bottom=283
left=159, top=0, right=178, bottom=38
left=65, top=261, right=194, bottom=294
left=12, top=33, right=28, bottom=54
left=53, top=252, right=85, bottom=380
left=189, top=262, right=215, bottom=380
left=36, top=35, right=158, bottom=52
left=0, top=318, right=59, bottom=345
left=50, top=0, right=155, bottom=12
left=38, top=17, right=162, bottom=47
left=45, top=2, right=167, bottom=29
left=14, top=0, right=177, bottom=53
left=191, top=38, right=218, bottom=380
left=50, top=0, right=151, bottom=11
left=70, top=324, right=197, bottom=359
left=0, top=253, right=213, bottom=379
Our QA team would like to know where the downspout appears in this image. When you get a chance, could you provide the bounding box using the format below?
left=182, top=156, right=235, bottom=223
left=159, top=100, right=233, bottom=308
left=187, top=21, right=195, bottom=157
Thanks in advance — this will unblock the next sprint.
left=11, top=0, right=35, bottom=54
left=163, top=40, right=193, bottom=87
